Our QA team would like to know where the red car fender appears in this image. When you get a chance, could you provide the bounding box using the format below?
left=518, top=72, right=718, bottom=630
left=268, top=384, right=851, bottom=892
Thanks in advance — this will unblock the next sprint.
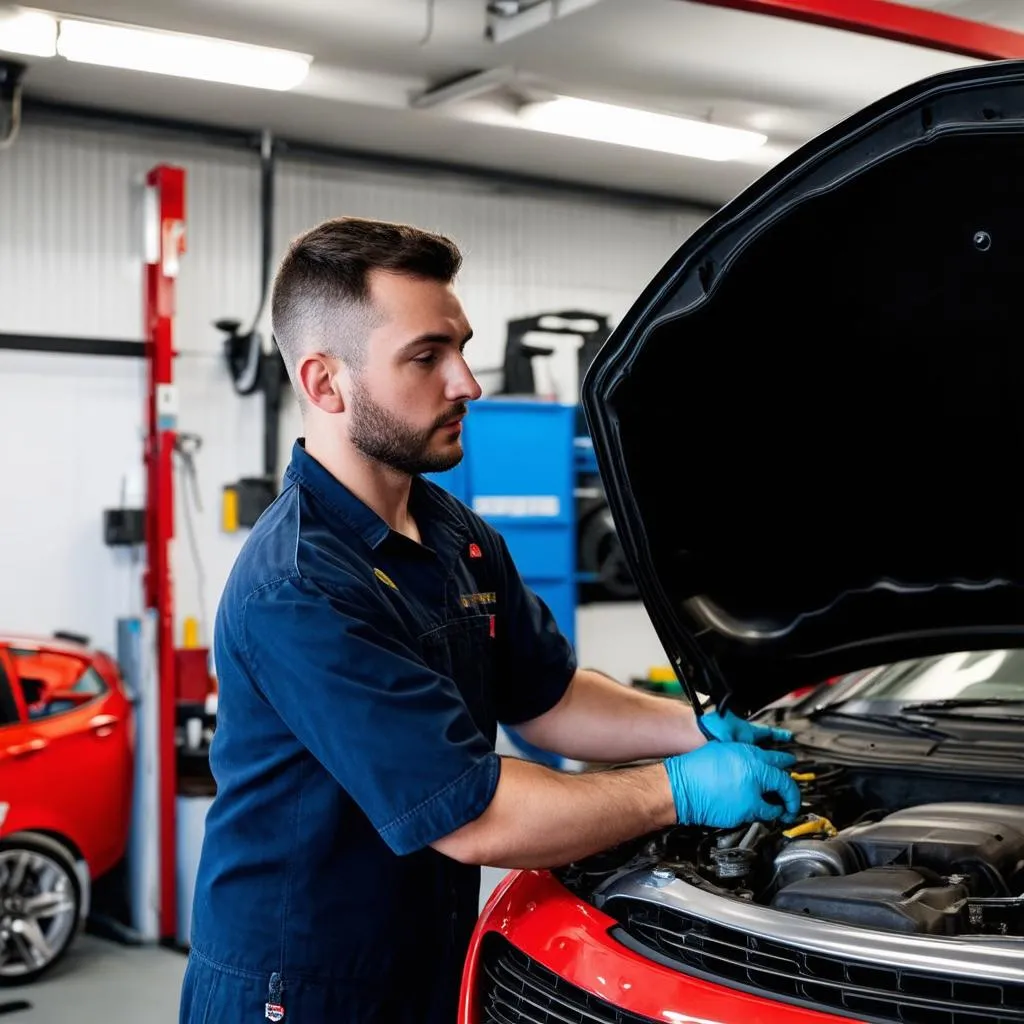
left=459, top=867, right=523, bottom=1021
left=460, top=868, right=855, bottom=1024
left=0, top=800, right=83, bottom=855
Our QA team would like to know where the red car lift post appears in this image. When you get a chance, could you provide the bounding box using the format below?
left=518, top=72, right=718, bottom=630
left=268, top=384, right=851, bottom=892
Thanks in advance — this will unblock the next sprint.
left=143, top=165, right=186, bottom=943
left=686, top=0, right=1024, bottom=60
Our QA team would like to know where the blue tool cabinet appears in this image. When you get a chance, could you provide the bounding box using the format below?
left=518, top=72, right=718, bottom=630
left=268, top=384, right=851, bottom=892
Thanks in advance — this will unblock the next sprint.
left=429, top=397, right=577, bottom=646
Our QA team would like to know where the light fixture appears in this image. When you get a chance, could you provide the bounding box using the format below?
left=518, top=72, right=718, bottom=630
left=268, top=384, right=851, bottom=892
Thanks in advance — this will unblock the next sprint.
left=518, top=95, right=767, bottom=162
left=0, top=8, right=57, bottom=57
left=55, top=18, right=311, bottom=91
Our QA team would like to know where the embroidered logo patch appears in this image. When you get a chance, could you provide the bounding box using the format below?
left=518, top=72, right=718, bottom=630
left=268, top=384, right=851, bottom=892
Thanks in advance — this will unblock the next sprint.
left=460, top=591, right=496, bottom=609
left=468, top=543, right=483, bottom=559
left=374, top=568, right=399, bottom=591
left=265, top=1004, right=285, bottom=1022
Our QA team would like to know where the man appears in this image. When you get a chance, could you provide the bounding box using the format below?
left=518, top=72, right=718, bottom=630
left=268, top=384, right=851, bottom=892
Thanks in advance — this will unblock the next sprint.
left=179, top=217, right=800, bottom=1024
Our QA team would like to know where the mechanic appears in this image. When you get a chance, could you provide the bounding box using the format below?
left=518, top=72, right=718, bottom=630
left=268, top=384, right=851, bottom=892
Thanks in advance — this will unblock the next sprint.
left=179, top=216, right=801, bottom=1024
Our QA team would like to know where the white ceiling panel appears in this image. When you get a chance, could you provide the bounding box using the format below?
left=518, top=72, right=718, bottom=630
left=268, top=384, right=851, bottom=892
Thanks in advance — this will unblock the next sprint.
left=0, top=0, right=1007, bottom=206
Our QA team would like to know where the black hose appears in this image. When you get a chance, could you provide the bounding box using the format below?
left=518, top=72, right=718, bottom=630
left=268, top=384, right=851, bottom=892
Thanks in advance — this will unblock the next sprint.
left=249, top=129, right=275, bottom=336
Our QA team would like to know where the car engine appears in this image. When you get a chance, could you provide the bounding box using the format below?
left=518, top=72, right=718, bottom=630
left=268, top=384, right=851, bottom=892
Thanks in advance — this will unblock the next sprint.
left=555, top=765, right=1024, bottom=938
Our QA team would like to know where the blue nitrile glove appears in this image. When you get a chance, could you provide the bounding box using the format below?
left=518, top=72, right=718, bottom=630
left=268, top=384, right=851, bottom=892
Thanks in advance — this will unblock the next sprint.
left=701, top=708, right=792, bottom=745
left=664, top=742, right=801, bottom=828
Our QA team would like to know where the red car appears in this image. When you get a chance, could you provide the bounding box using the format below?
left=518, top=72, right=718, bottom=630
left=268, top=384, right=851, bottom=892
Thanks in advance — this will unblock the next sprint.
left=459, top=61, right=1024, bottom=1024
left=0, top=633, right=135, bottom=983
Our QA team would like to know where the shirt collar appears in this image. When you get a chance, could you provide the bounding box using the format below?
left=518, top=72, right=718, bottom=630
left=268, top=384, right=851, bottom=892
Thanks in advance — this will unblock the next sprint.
left=284, top=439, right=467, bottom=561
left=284, top=440, right=390, bottom=549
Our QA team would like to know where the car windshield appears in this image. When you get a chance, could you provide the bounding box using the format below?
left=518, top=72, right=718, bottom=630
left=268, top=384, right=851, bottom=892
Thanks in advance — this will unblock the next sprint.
left=803, top=649, right=1024, bottom=717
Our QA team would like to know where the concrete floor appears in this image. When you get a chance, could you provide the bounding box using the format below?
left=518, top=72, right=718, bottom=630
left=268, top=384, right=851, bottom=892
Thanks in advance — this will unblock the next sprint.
left=9, top=935, right=186, bottom=1023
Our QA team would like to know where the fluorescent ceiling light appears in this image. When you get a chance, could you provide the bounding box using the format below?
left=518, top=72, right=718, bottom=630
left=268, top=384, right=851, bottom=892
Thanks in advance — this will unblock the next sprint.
left=0, top=8, right=57, bottom=57
left=56, top=19, right=311, bottom=91
left=519, top=96, right=767, bottom=162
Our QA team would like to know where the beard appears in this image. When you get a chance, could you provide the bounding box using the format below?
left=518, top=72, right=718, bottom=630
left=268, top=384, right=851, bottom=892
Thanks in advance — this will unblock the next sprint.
left=348, top=378, right=467, bottom=476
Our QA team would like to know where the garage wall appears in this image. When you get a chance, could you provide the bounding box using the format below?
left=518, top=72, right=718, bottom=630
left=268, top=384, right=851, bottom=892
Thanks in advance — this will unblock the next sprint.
left=0, top=119, right=706, bottom=658
left=0, top=123, right=262, bottom=657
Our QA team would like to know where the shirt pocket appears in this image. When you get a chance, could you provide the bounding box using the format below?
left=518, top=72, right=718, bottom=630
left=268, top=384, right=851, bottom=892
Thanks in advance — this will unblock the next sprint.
left=418, top=614, right=496, bottom=740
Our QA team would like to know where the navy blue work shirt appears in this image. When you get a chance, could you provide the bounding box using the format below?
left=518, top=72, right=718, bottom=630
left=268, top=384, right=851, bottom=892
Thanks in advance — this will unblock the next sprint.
left=187, top=440, right=576, bottom=1023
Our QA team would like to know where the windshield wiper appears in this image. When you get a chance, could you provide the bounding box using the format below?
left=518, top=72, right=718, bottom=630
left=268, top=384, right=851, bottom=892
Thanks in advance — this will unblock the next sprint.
left=900, top=697, right=1024, bottom=713
left=805, top=707, right=954, bottom=740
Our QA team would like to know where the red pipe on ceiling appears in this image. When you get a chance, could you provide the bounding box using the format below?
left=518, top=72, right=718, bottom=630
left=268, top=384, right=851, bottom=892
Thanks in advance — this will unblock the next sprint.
left=686, top=0, right=1024, bottom=60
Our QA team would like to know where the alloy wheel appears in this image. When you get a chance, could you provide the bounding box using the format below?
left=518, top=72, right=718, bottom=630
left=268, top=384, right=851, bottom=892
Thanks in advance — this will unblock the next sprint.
left=0, top=840, right=80, bottom=983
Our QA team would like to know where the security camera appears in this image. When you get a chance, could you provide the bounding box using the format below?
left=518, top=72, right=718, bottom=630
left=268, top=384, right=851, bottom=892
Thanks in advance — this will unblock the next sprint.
left=0, top=59, right=26, bottom=100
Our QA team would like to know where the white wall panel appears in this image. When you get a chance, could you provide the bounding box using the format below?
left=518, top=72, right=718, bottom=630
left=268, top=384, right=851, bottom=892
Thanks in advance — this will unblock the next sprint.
left=0, top=123, right=261, bottom=652
left=274, top=159, right=705, bottom=463
left=0, top=121, right=705, bottom=662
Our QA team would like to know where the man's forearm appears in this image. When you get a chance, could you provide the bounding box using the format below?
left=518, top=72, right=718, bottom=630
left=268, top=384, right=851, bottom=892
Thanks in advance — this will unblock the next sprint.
left=514, top=668, right=706, bottom=763
left=431, top=755, right=676, bottom=868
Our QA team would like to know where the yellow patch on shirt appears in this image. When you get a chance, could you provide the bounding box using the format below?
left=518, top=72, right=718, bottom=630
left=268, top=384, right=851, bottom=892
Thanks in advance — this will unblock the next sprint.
left=374, top=568, right=399, bottom=591
left=460, top=591, right=496, bottom=609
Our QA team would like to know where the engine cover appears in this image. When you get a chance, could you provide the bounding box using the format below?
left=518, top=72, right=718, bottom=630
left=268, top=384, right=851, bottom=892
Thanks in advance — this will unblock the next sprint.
left=771, top=866, right=969, bottom=935
left=838, top=803, right=1024, bottom=897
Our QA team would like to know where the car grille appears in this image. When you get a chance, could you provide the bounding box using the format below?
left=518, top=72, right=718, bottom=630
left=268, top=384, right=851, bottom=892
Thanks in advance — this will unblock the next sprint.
left=479, top=933, right=659, bottom=1024
left=609, top=899, right=1024, bottom=1024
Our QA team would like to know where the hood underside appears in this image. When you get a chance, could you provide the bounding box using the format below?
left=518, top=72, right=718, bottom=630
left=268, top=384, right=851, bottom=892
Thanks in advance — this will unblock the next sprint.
left=583, top=60, right=1024, bottom=715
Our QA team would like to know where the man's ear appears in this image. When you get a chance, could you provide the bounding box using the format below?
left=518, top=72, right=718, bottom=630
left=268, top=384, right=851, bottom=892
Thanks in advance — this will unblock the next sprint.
left=298, top=353, right=346, bottom=413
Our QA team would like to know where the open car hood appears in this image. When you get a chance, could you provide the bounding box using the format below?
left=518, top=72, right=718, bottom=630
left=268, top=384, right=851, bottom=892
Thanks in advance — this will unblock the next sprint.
left=582, top=60, right=1024, bottom=716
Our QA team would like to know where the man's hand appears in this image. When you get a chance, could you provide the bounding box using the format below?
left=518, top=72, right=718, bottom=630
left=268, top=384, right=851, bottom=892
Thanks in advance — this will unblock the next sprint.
left=700, top=708, right=792, bottom=745
left=664, top=743, right=800, bottom=828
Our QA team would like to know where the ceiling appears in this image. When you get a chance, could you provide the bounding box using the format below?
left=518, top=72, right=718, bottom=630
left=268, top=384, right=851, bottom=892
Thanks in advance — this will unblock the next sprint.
left=5, top=0, right=1022, bottom=207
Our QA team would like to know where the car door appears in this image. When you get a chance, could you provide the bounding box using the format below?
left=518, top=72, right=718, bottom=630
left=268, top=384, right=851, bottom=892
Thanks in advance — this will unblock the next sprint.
left=3, top=646, right=132, bottom=877
left=0, top=643, right=46, bottom=837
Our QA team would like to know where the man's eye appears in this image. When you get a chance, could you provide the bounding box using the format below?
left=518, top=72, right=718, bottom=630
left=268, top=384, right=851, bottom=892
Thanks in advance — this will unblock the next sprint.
left=413, top=353, right=436, bottom=366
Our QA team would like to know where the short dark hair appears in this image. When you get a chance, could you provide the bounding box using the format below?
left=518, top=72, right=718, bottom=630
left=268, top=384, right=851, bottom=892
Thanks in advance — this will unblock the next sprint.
left=271, top=216, right=463, bottom=391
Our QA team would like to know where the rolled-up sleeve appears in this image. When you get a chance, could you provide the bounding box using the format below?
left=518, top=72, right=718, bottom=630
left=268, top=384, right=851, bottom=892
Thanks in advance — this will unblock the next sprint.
left=241, top=575, right=499, bottom=856
left=492, top=533, right=577, bottom=725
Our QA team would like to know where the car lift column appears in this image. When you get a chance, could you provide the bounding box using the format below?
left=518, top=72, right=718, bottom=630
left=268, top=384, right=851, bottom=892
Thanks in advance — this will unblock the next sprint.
left=143, top=164, right=186, bottom=943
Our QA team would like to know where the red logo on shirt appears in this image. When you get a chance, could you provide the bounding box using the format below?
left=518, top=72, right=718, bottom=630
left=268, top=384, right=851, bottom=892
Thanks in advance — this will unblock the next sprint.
left=468, top=543, right=482, bottom=559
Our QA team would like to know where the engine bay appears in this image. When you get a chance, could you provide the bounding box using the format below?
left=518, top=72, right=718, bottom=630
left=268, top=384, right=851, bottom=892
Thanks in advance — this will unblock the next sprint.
left=555, top=762, right=1024, bottom=938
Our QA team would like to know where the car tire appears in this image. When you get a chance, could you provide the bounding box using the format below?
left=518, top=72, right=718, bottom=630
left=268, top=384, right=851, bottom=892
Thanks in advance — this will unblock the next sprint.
left=0, top=833, right=82, bottom=986
left=579, top=504, right=639, bottom=601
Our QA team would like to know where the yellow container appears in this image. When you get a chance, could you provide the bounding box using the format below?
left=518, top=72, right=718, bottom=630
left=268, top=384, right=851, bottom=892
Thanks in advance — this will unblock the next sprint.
left=647, top=665, right=676, bottom=683
left=222, top=485, right=239, bottom=533
left=182, top=616, right=200, bottom=649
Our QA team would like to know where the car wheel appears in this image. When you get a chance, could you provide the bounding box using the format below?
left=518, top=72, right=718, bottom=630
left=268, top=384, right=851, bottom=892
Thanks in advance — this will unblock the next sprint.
left=0, top=833, right=82, bottom=985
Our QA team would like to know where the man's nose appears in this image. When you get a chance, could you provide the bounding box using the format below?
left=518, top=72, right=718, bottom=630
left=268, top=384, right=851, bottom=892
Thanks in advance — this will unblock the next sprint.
left=448, top=356, right=483, bottom=402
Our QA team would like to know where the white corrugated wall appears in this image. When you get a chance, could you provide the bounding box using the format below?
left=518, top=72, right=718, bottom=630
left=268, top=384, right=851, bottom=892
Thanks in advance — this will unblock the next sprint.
left=0, top=120, right=706, bottom=654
